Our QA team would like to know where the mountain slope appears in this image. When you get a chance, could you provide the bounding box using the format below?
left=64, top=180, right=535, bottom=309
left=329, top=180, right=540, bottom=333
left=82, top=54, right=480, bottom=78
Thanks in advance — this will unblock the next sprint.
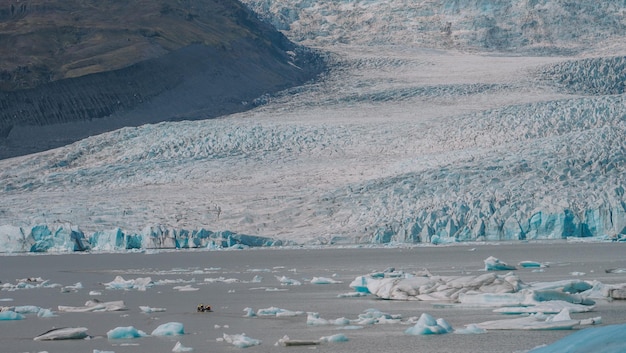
left=0, top=0, right=325, bottom=159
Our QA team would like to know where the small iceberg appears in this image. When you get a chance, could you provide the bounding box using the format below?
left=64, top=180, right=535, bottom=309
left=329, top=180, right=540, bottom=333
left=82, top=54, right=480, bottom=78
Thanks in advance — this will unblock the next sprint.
left=404, top=313, right=453, bottom=335
left=484, top=256, right=516, bottom=271
left=0, top=311, right=24, bottom=320
left=172, top=341, right=194, bottom=352
left=221, top=333, right=261, bottom=348
left=107, top=326, right=148, bottom=339
left=151, top=322, right=185, bottom=336
left=34, top=327, right=89, bottom=341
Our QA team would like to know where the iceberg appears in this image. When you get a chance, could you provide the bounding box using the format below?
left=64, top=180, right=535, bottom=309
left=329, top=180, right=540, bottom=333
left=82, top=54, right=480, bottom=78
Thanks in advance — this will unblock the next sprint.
left=151, top=322, right=184, bottom=336
left=528, top=323, right=626, bottom=353
left=319, top=333, right=349, bottom=343
left=484, top=256, right=516, bottom=271
left=404, top=313, right=453, bottom=335
left=0, top=310, right=24, bottom=320
left=34, top=327, right=89, bottom=340
left=473, top=309, right=585, bottom=330
left=58, top=300, right=127, bottom=312
left=106, top=326, right=148, bottom=339
left=221, top=333, right=261, bottom=348
left=104, top=276, right=153, bottom=291
left=172, top=341, right=194, bottom=352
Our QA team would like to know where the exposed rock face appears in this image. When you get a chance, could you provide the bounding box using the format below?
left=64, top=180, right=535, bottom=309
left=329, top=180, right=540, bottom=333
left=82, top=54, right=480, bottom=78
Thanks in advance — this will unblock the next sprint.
left=0, top=0, right=325, bottom=159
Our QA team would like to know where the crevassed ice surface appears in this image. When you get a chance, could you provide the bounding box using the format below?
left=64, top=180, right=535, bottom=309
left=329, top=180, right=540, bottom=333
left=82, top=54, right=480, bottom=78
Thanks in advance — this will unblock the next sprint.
left=1, top=0, right=626, bottom=251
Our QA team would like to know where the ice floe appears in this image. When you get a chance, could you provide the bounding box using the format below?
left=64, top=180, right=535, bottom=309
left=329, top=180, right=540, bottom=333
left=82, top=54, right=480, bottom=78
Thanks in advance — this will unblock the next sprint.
left=34, top=327, right=89, bottom=340
left=58, top=300, right=127, bottom=312
left=103, top=276, right=153, bottom=291
left=221, top=333, right=262, bottom=348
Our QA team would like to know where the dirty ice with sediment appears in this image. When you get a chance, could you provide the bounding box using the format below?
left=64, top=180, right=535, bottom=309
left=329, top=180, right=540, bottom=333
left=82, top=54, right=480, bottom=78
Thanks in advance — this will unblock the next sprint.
left=2, top=1, right=626, bottom=251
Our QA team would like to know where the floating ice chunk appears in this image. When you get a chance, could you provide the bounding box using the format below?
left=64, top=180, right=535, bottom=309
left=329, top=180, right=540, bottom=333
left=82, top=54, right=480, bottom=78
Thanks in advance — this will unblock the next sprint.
left=474, top=309, right=580, bottom=330
left=528, top=323, right=626, bottom=352
left=0, top=311, right=24, bottom=320
left=173, top=285, right=199, bottom=292
left=519, top=261, right=548, bottom=268
left=248, top=306, right=303, bottom=317
left=455, top=324, right=487, bottom=334
left=106, top=326, right=148, bottom=339
left=222, top=333, right=261, bottom=348
left=151, top=322, right=184, bottom=336
left=37, top=308, right=57, bottom=317
left=570, top=272, right=586, bottom=276
left=104, top=276, right=153, bottom=291
left=61, top=282, right=83, bottom=292
left=58, top=300, right=126, bottom=312
left=276, top=335, right=320, bottom=346
left=276, top=276, right=301, bottom=286
left=204, top=277, right=239, bottom=283
left=319, top=333, right=348, bottom=343
left=13, top=305, right=42, bottom=314
left=404, top=313, right=453, bottom=335
left=94, top=350, right=115, bottom=353
left=139, top=306, right=166, bottom=313
left=337, top=291, right=368, bottom=298
left=484, top=256, right=516, bottom=271
left=89, top=291, right=102, bottom=296
left=251, top=275, right=263, bottom=283
left=310, top=277, right=342, bottom=284
left=172, top=341, right=193, bottom=352
left=243, top=307, right=256, bottom=317
left=306, top=312, right=329, bottom=326
left=34, top=327, right=89, bottom=340
left=494, top=300, right=594, bottom=314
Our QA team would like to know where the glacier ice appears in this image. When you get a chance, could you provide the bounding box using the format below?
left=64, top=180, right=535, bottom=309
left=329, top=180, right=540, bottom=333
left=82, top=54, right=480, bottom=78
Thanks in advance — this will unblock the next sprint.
left=2, top=2, right=626, bottom=250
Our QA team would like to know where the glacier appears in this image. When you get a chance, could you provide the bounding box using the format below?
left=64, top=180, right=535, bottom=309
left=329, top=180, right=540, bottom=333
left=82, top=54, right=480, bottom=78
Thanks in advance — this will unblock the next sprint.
left=2, top=1, right=626, bottom=252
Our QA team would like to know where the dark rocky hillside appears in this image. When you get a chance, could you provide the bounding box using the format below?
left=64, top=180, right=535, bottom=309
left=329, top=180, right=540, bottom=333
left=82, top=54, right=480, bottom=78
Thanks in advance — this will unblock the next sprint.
left=0, top=0, right=325, bottom=159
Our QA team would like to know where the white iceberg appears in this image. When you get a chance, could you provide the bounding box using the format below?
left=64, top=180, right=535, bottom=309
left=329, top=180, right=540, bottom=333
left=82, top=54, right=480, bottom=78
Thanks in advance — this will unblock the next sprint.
left=221, top=333, right=261, bottom=348
left=276, top=275, right=301, bottom=286
left=320, top=333, right=349, bottom=343
left=310, top=276, right=342, bottom=284
left=58, top=300, right=126, bottom=312
left=473, top=308, right=585, bottom=330
left=139, top=305, right=166, bottom=313
left=34, top=327, right=89, bottom=340
left=484, top=256, right=516, bottom=271
left=172, top=341, right=193, bottom=352
left=104, top=276, right=153, bottom=291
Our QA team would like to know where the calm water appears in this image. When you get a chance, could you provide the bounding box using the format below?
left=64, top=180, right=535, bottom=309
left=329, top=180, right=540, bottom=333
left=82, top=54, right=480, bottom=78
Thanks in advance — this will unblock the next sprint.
left=1, top=241, right=626, bottom=353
